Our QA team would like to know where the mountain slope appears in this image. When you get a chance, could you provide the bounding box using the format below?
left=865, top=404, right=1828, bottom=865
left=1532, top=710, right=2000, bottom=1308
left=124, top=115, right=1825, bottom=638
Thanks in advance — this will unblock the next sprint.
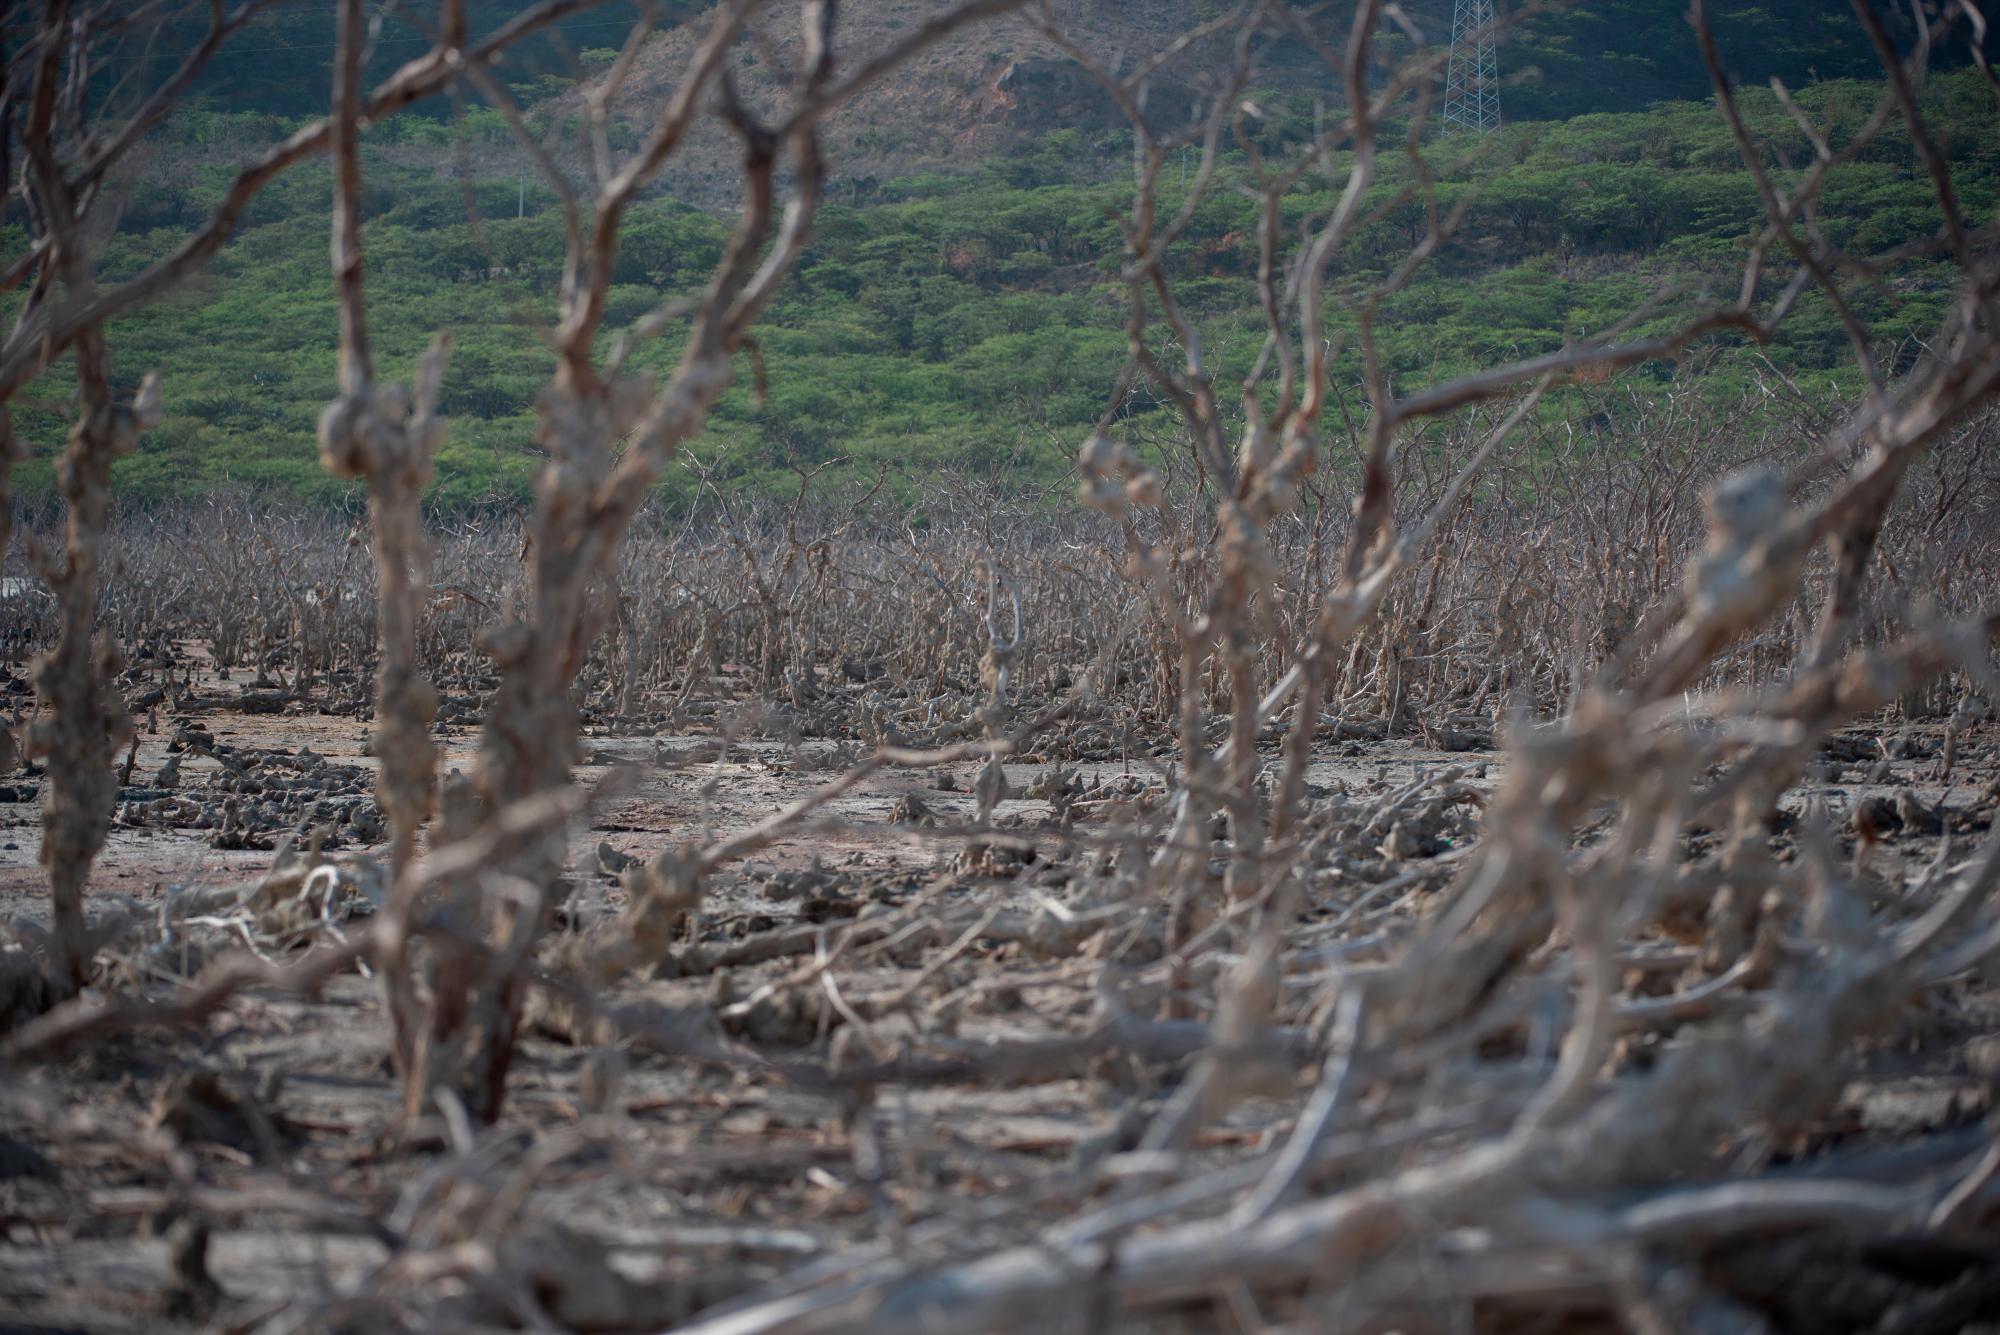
left=566, top=0, right=1966, bottom=193
left=156, top=1, right=1973, bottom=192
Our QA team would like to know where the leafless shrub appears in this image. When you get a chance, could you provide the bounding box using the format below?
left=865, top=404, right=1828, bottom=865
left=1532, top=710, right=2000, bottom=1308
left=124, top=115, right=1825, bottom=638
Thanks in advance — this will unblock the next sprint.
left=2, top=1, right=1999, bottom=1332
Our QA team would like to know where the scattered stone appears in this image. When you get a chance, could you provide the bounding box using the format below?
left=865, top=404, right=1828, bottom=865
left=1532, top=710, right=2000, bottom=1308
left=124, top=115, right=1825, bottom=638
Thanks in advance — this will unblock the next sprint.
left=1851, top=793, right=1900, bottom=840
left=1894, top=789, right=1943, bottom=835
left=147, top=1070, right=289, bottom=1159
left=889, top=792, right=933, bottom=824
left=597, top=841, right=635, bottom=876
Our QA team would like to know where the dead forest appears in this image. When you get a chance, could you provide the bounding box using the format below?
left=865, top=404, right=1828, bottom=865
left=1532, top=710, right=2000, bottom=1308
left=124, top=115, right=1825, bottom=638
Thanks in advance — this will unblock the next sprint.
left=4, top=0, right=2000, bottom=1331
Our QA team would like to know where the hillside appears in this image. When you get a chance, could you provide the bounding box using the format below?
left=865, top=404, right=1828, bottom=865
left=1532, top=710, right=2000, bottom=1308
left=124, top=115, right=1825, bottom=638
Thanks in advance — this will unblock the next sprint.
left=150, top=1, right=1968, bottom=190
left=5, top=2, right=1994, bottom=506
left=569, top=0, right=1962, bottom=193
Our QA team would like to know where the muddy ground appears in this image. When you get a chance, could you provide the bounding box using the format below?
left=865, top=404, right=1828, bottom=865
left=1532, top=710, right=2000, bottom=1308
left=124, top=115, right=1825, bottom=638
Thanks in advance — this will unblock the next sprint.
left=1, top=656, right=1996, bottom=1333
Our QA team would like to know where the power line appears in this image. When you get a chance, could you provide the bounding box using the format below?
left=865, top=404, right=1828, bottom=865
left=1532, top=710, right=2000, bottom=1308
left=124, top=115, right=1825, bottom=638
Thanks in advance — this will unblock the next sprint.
left=1441, top=0, right=1499, bottom=135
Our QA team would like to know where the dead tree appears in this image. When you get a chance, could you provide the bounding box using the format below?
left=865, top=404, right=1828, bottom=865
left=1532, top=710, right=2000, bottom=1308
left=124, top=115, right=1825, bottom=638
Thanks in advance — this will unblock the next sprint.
left=317, top=0, right=1042, bottom=1123
left=5, top=0, right=258, bottom=991
left=315, top=0, right=453, bottom=1076
left=659, top=2, right=2000, bottom=1328
left=0, top=0, right=622, bottom=994
left=2, top=2, right=1998, bottom=1330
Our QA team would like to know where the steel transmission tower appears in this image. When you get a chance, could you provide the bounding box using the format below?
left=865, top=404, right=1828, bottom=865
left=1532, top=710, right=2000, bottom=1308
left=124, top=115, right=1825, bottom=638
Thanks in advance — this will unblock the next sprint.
left=1442, top=0, right=1499, bottom=134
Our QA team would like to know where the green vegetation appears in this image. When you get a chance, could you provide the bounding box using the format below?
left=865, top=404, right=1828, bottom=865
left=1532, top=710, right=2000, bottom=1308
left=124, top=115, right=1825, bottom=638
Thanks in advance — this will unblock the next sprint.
left=132, top=2, right=658, bottom=123
left=136, top=1, right=1979, bottom=125
left=10, top=5, right=1995, bottom=508
left=1498, top=0, right=1950, bottom=121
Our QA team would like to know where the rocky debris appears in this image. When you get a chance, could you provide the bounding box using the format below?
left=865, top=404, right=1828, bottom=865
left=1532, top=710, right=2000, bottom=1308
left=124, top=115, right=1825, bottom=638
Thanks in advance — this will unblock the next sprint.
left=146, top=1069, right=291, bottom=1159
left=1024, top=766, right=1081, bottom=801
left=597, top=841, right=636, bottom=877
left=243, top=854, right=384, bottom=938
left=716, top=973, right=823, bottom=1047
left=113, top=730, right=386, bottom=847
left=888, top=792, right=934, bottom=824
left=757, top=860, right=840, bottom=902
left=1823, top=732, right=1881, bottom=763
left=1063, top=772, right=1162, bottom=824
left=0, top=947, right=58, bottom=1033
left=1851, top=788, right=1944, bottom=840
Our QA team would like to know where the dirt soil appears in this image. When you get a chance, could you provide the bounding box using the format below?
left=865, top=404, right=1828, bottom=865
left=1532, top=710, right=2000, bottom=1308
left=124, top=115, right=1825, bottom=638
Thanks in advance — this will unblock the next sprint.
left=2, top=660, right=1996, bottom=1333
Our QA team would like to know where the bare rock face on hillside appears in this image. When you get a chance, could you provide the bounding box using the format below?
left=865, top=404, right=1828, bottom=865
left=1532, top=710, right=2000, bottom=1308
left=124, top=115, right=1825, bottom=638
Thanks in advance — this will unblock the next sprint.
left=575, top=0, right=1430, bottom=200
left=983, top=54, right=1191, bottom=135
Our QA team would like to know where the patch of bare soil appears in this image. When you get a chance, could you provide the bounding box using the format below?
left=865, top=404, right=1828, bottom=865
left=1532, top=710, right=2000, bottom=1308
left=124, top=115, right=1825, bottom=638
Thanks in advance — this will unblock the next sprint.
left=2, top=652, right=1998, bottom=1333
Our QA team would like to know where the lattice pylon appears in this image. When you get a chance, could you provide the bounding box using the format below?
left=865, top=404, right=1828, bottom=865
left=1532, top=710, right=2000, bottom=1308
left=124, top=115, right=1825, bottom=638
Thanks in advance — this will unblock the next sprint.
left=1441, top=0, right=1499, bottom=134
